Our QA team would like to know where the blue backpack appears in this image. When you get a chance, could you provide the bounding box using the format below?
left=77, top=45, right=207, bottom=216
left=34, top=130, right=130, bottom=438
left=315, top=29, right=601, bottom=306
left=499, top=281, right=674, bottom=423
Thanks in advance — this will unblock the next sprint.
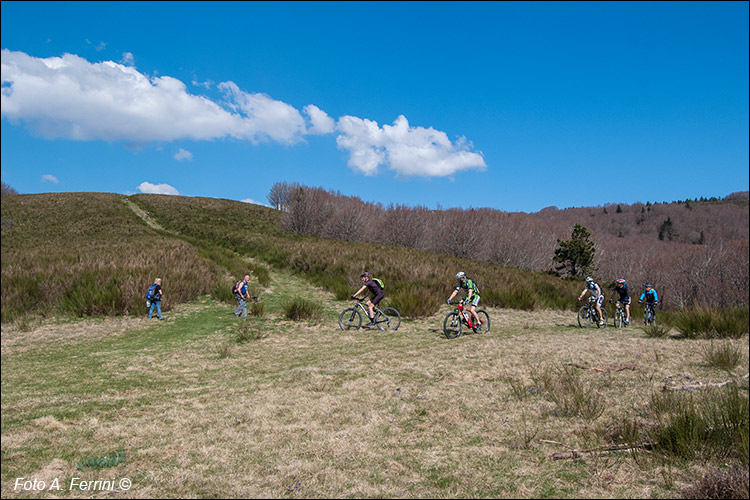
left=146, top=284, right=158, bottom=300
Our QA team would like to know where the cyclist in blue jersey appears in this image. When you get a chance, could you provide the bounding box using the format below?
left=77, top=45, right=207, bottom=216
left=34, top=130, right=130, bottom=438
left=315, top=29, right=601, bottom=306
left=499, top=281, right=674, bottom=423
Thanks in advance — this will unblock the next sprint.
left=578, top=276, right=605, bottom=326
left=639, top=284, right=659, bottom=305
left=447, top=272, right=483, bottom=327
left=610, top=278, right=631, bottom=325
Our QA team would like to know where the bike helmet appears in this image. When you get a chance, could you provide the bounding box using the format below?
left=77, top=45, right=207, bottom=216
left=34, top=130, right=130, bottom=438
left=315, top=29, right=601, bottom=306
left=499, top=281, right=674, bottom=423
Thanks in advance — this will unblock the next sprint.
left=645, top=283, right=652, bottom=288
left=456, top=272, right=466, bottom=279
left=585, top=276, right=594, bottom=283
left=616, top=279, right=626, bottom=285
left=361, top=272, right=371, bottom=279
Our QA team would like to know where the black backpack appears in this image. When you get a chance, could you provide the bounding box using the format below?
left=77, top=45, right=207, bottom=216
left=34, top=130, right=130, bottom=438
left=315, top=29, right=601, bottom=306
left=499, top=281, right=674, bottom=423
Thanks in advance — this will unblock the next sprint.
left=232, top=280, right=244, bottom=295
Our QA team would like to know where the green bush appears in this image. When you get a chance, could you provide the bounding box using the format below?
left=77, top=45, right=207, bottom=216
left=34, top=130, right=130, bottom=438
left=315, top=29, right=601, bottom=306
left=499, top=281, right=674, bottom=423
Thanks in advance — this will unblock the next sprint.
left=649, top=387, right=749, bottom=464
left=389, top=285, right=439, bottom=318
left=701, top=341, right=745, bottom=372
left=674, top=306, right=749, bottom=339
left=282, top=297, right=321, bottom=321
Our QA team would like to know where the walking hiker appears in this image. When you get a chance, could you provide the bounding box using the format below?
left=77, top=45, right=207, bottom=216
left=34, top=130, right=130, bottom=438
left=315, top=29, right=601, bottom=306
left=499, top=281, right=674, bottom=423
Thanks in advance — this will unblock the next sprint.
left=234, top=275, right=252, bottom=318
left=147, top=278, right=166, bottom=320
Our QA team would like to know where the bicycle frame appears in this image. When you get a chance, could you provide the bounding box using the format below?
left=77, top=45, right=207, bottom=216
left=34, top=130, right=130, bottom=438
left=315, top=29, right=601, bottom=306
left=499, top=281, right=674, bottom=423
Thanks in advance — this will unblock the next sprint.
left=455, top=302, right=479, bottom=328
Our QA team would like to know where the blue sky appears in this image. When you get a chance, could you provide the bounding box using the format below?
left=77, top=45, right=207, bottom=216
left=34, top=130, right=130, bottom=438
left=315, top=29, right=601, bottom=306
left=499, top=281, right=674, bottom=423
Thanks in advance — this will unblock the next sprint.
left=2, top=1, right=748, bottom=212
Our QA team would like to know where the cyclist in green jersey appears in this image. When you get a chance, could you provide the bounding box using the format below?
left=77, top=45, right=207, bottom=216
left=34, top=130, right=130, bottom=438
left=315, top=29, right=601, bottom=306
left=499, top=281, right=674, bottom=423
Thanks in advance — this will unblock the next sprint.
left=447, top=272, right=483, bottom=327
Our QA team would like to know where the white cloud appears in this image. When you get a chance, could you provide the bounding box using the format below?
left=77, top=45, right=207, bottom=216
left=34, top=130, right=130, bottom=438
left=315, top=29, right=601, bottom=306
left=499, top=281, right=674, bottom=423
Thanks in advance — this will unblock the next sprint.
left=41, top=174, right=59, bottom=184
left=137, top=181, right=179, bottom=195
left=304, top=104, right=335, bottom=135
left=0, top=49, right=324, bottom=145
left=218, top=81, right=307, bottom=144
left=1, top=49, right=487, bottom=179
left=241, top=197, right=265, bottom=206
left=173, top=148, right=193, bottom=161
left=336, top=115, right=486, bottom=177
left=120, top=52, right=134, bottom=66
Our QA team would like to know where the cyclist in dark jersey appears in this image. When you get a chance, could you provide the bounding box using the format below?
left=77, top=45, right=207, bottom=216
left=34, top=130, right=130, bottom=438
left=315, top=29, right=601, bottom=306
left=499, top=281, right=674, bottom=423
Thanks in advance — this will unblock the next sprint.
left=351, top=272, right=385, bottom=328
left=610, top=278, right=631, bottom=325
left=446, top=272, right=483, bottom=327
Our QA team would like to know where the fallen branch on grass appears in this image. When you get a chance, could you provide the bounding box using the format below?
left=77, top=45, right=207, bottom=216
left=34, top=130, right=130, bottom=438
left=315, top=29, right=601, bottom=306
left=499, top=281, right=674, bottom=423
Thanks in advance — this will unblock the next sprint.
left=662, top=373, right=749, bottom=392
left=541, top=439, right=655, bottom=460
left=564, top=362, right=638, bottom=373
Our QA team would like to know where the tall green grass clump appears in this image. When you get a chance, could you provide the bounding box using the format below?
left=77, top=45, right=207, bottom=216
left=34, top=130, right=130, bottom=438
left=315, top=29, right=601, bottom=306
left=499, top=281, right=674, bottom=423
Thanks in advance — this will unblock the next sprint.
left=649, top=387, right=749, bottom=465
left=701, top=341, right=746, bottom=372
left=673, top=306, right=749, bottom=339
left=530, top=365, right=606, bottom=422
left=389, top=285, right=438, bottom=318
left=282, top=297, right=322, bottom=321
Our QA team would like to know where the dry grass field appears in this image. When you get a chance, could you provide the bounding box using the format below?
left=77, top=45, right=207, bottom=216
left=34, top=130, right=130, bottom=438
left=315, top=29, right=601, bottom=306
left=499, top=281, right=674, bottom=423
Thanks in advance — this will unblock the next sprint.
left=2, top=265, right=748, bottom=498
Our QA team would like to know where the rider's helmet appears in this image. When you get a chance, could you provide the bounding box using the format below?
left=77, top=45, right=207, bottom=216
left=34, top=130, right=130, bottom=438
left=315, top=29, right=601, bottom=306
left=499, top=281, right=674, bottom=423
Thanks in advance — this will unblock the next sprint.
left=645, top=283, right=652, bottom=288
left=616, top=279, right=626, bottom=285
left=585, top=276, right=594, bottom=283
left=361, top=272, right=371, bottom=279
left=456, top=272, right=466, bottom=280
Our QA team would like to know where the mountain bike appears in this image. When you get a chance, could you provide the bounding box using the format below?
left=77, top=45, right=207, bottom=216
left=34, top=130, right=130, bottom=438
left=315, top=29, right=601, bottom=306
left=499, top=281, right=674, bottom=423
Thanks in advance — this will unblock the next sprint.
left=610, top=300, right=629, bottom=328
left=338, top=299, right=401, bottom=331
left=640, top=301, right=657, bottom=326
left=577, top=297, right=608, bottom=328
left=443, top=301, right=490, bottom=339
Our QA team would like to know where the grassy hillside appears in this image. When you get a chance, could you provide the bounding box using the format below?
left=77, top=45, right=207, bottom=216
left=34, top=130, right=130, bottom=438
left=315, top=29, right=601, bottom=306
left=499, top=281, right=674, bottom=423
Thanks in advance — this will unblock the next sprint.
left=2, top=193, right=586, bottom=325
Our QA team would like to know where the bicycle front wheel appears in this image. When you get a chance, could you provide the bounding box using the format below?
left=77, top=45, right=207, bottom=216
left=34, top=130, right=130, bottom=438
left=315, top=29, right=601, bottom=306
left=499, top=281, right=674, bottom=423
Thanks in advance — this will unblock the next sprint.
left=614, top=310, right=623, bottom=328
left=338, top=308, right=362, bottom=331
left=596, top=308, right=608, bottom=328
left=474, top=310, right=491, bottom=333
left=577, top=306, right=592, bottom=328
left=443, top=312, right=462, bottom=339
left=375, top=307, right=401, bottom=331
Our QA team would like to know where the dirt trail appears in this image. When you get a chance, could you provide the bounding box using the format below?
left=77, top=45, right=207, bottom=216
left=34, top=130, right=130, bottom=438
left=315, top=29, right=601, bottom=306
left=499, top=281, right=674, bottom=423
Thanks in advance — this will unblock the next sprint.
left=124, top=198, right=165, bottom=231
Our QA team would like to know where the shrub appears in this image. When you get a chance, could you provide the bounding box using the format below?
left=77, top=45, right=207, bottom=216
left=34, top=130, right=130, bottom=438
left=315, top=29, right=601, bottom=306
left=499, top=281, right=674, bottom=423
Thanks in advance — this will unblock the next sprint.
left=250, top=301, right=265, bottom=318
left=235, top=319, right=267, bottom=343
left=701, top=341, right=745, bottom=372
left=649, top=387, right=749, bottom=464
left=282, top=297, right=321, bottom=321
left=642, top=324, right=671, bottom=338
left=530, top=365, right=605, bottom=422
left=674, top=306, right=749, bottom=339
left=389, top=285, right=439, bottom=318
left=682, top=465, right=750, bottom=499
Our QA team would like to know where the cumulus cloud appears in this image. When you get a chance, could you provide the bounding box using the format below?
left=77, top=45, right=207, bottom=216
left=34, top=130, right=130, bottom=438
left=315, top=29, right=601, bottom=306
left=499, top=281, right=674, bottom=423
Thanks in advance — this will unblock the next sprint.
left=137, top=181, right=179, bottom=195
left=336, top=115, right=486, bottom=177
left=0, top=49, right=324, bottom=145
left=173, top=148, right=193, bottom=161
left=304, top=104, right=335, bottom=135
left=1, top=49, right=487, bottom=179
left=241, top=197, right=264, bottom=205
left=41, top=174, right=59, bottom=184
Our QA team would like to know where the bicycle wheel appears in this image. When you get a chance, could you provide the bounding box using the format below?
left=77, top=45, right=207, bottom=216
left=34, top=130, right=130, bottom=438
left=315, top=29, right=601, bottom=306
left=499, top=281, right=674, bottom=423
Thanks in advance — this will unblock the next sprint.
left=474, top=310, right=491, bottom=333
left=338, top=307, right=362, bottom=331
left=596, top=308, right=608, bottom=328
left=443, top=312, right=462, bottom=339
left=645, top=306, right=655, bottom=325
left=375, top=307, right=401, bottom=331
left=614, top=310, right=623, bottom=328
left=577, top=306, right=592, bottom=328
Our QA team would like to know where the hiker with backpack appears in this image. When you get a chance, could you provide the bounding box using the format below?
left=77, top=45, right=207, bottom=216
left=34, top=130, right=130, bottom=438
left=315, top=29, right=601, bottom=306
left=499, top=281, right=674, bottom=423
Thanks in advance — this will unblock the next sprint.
left=146, top=278, right=165, bottom=320
left=233, top=275, right=252, bottom=318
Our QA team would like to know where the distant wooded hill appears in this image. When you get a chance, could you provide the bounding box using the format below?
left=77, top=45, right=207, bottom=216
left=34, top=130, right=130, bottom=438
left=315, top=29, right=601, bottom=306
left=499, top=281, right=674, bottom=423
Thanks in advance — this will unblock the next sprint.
left=270, top=183, right=749, bottom=309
